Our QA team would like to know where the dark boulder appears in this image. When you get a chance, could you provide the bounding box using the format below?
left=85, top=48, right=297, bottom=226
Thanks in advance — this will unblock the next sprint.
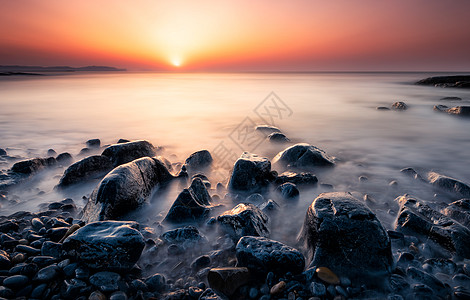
left=57, top=155, right=113, bottom=188
left=407, top=266, right=450, bottom=298
left=298, top=192, right=393, bottom=285
left=81, top=157, right=173, bottom=222
left=441, top=199, right=470, bottom=229
left=56, top=152, right=73, bottom=166
left=86, top=139, right=101, bottom=149
left=268, top=132, right=290, bottom=143
left=62, top=221, right=145, bottom=271
left=275, top=171, right=318, bottom=186
left=394, top=194, right=470, bottom=258
left=11, top=157, right=56, bottom=175
left=184, top=150, right=213, bottom=171
left=391, top=101, right=408, bottom=110
left=228, top=152, right=273, bottom=195
left=0, top=148, right=6, bottom=156
left=207, top=267, right=250, bottom=297
left=164, top=178, right=212, bottom=224
left=275, top=182, right=300, bottom=202
left=217, top=203, right=269, bottom=241
left=272, top=143, right=334, bottom=171
left=427, top=171, right=470, bottom=198
left=160, top=226, right=207, bottom=249
left=101, top=140, right=157, bottom=167
left=416, top=75, right=470, bottom=88
left=255, top=125, right=281, bottom=135
left=236, top=236, right=305, bottom=275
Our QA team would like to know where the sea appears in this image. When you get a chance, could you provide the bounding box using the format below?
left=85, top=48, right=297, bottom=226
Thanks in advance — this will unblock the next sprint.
left=1, top=72, right=469, bottom=245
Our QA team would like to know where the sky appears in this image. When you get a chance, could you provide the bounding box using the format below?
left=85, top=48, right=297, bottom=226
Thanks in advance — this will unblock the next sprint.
left=1, top=0, right=470, bottom=72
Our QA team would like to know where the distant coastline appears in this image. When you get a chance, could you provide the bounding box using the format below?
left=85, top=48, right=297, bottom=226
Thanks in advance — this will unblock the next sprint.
left=0, top=65, right=126, bottom=76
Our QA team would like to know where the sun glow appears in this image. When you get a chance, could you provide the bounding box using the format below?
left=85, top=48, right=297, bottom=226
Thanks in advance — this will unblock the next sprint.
left=171, top=58, right=182, bottom=67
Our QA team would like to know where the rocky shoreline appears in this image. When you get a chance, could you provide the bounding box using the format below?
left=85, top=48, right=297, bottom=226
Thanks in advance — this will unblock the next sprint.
left=1, top=135, right=470, bottom=300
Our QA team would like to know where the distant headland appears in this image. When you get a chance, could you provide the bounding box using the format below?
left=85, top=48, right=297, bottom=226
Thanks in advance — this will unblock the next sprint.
left=0, top=65, right=126, bottom=76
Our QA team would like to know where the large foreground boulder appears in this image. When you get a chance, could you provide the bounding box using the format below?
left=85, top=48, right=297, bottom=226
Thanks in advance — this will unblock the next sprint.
left=217, top=203, right=269, bottom=241
left=228, top=152, right=273, bottom=195
left=57, top=155, right=113, bottom=188
left=164, top=177, right=212, bottom=224
left=427, top=171, right=470, bottom=198
left=81, top=157, right=173, bottom=222
left=101, top=140, right=157, bottom=167
left=272, top=143, right=334, bottom=171
left=298, top=192, right=393, bottom=285
left=236, top=236, right=305, bottom=275
left=62, top=221, right=145, bottom=271
left=395, top=195, right=470, bottom=258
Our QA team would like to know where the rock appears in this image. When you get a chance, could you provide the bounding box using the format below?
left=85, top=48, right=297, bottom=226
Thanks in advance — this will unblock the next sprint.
left=0, top=286, right=14, bottom=298
left=446, top=106, right=470, bottom=116
left=255, top=125, right=281, bottom=135
left=160, top=226, right=206, bottom=249
left=433, top=104, right=449, bottom=112
left=441, top=96, right=462, bottom=101
left=145, top=273, right=166, bottom=293
left=47, top=149, right=57, bottom=156
left=236, top=236, right=305, bottom=275
left=391, top=101, right=408, bottom=110
left=275, top=171, right=318, bottom=186
left=184, top=150, right=213, bottom=171
left=56, top=152, right=74, bottom=165
left=310, top=282, right=327, bottom=297
left=427, top=171, right=470, bottom=198
left=57, top=155, right=113, bottom=188
left=0, top=249, right=11, bottom=269
left=217, top=203, right=269, bottom=240
left=298, top=192, right=393, bottom=285
left=207, top=267, right=250, bottom=297
left=268, top=132, right=290, bottom=143
left=191, top=255, right=211, bottom=271
left=442, top=199, right=470, bottom=229
left=81, top=157, right=173, bottom=222
left=416, top=75, right=470, bottom=88
left=422, top=258, right=456, bottom=274
left=258, top=199, right=280, bottom=213
left=272, top=143, right=334, bottom=171
left=31, top=256, right=56, bottom=268
left=89, top=271, right=121, bottom=291
left=394, top=195, right=470, bottom=257
left=0, top=148, right=6, bottom=156
left=110, top=291, right=128, bottom=300
left=199, top=288, right=226, bottom=300
left=62, top=221, right=145, bottom=271
left=400, top=167, right=424, bottom=181
left=41, top=241, right=62, bottom=257
left=34, top=264, right=59, bottom=282
left=86, top=139, right=101, bottom=149
left=3, top=274, right=29, bottom=290
left=101, top=140, right=157, bottom=167
left=376, top=106, right=390, bottom=110
left=228, top=152, right=273, bottom=195
left=316, top=267, right=340, bottom=285
left=11, top=157, right=56, bottom=175
left=407, top=267, right=449, bottom=298
left=245, top=193, right=265, bottom=205
left=270, top=281, right=286, bottom=295
left=275, top=182, right=300, bottom=202
left=164, top=177, right=212, bottom=224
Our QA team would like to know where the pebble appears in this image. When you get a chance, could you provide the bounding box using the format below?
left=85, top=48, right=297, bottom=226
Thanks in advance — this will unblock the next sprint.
left=189, top=286, right=204, bottom=298
left=288, top=291, right=296, bottom=300
left=249, top=287, right=259, bottom=298
left=316, top=267, right=340, bottom=285
left=89, top=271, right=121, bottom=292
left=110, top=291, right=128, bottom=300
left=11, top=253, right=25, bottom=264
left=335, top=285, right=348, bottom=297
left=270, top=281, right=286, bottom=295
left=3, top=274, right=29, bottom=290
left=89, top=290, right=107, bottom=300
left=30, top=283, right=48, bottom=298
left=34, top=264, right=59, bottom=282
left=310, top=282, right=326, bottom=297
left=15, top=244, right=41, bottom=255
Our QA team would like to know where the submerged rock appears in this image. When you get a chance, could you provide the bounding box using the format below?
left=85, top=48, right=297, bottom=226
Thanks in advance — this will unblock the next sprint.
left=298, top=192, right=393, bottom=285
left=416, top=75, right=470, bottom=88
left=228, top=152, right=273, bottom=195
left=394, top=194, right=470, bottom=258
left=272, top=143, right=334, bottom=171
left=268, top=132, right=290, bottom=143
left=440, top=96, right=462, bottom=101
left=207, top=267, right=250, bottom=297
left=275, top=182, right=300, bottom=202
left=62, top=221, right=145, bottom=271
left=255, top=125, right=281, bottom=135
left=56, top=152, right=74, bottom=166
left=160, top=226, right=207, bottom=249
left=57, top=155, right=113, bottom=188
left=236, top=236, right=305, bottom=275
left=86, top=139, right=101, bottom=149
left=217, top=203, right=269, bottom=240
left=275, top=171, right=318, bottom=186
left=427, top=171, right=470, bottom=198
left=184, top=150, right=213, bottom=172
left=391, top=101, right=408, bottom=110
left=446, top=106, right=470, bottom=116
left=0, top=148, right=6, bottom=156
left=164, top=177, right=212, bottom=224
left=433, top=104, right=449, bottom=112
left=81, top=157, right=173, bottom=222
left=11, top=157, right=56, bottom=175
left=101, top=140, right=157, bottom=167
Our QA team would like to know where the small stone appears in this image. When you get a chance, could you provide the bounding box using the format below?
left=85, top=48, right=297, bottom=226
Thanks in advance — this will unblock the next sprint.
left=11, top=253, right=25, bottom=264
left=145, top=273, right=166, bottom=293
left=89, top=271, right=121, bottom=292
left=316, top=267, right=340, bottom=285
left=310, top=282, right=326, bottom=297
left=335, top=286, right=348, bottom=297
left=191, top=255, right=211, bottom=271
left=34, top=264, right=59, bottom=282
left=391, top=101, right=408, bottom=110
left=188, top=286, right=204, bottom=298
left=3, top=275, right=29, bottom=290
left=270, top=281, right=286, bottom=295
left=207, top=267, right=250, bottom=297
left=249, top=287, right=259, bottom=298
left=109, top=291, right=128, bottom=300
left=89, top=290, right=107, bottom=300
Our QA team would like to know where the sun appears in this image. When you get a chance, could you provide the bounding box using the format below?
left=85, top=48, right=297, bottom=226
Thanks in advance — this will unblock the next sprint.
left=171, top=58, right=182, bottom=67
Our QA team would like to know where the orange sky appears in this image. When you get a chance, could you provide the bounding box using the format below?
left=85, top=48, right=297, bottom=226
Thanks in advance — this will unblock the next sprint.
left=1, top=0, right=470, bottom=71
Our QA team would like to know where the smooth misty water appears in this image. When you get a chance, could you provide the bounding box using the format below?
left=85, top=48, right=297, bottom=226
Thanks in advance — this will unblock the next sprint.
left=1, top=72, right=470, bottom=245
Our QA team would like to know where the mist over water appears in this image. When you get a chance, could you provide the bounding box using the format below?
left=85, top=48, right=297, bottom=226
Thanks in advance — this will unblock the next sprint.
left=1, top=72, right=470, bottom=248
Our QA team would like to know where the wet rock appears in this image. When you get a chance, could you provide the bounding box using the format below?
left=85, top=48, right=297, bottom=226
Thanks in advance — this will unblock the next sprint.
left=191, top=255, right=211, bottom=271
left=272, top=143, right=334, bottom=171
left=0, top=286, right=14, bottom=298
left=441, top=96, right=463, bottom=101
left=56, top=152, right=74, bottom=166
left=427, top=171, right=470, bottom=198
left=316, top=267, right=340, bottom=285
left=89, top=271, right=121, bottom=292
left=455, top=286, right=470, bottom=299
left=310, top=282, right=327, bottom=297
left=86, top=139, right=101, bottom=149
left=447, top=106, right=470, bottom=116
left=407, top=266, right=449, bottom=298
left=184, top=150, right=213, bottom=171
left=228, top=152, right=273, bottom=195
left=199, top=288, right=226, bottom=300
left=47, top=149, right=57, bottom=156
left=81, top=157, right=173, bottom=222
left=394, top=195, right=470, bottom=257
left=145, top=273, right=166, bottom=293
left=62, top=221, right=145, bottom=271
left=0, top=148, right=6, bottom=156
left=422, top=258, right=456, bottom=275
left=217, top=203, right=269, bottom=240
left=15, top=244, right=41, bottom=255
left=236, top=236, right=305, bottom=275
left=41, top=241, right=62, bottom=257
left=433, top=104, right=449, bottom=112
left=34, top=264, right=59, bottom=282
left=3, top=274, right=29, bottom=290
left=160, top=226, right=206, bottom=249
left=164, top=177, right=212, bottom=224
left=298, top=192, right=393, bottom=285
left=416, top=75, right=470, bottom=88
left=258, top=199, right=280, bottom=214
left=275, top=182, right=300, bottom=202
left=391, top=101, right=408, bottom=110
left=31, top=256, right=56, bottom=268
left=0, top=249, right=11, bottom=269
left=57, top=155, right=113, bottom=188
left=270, top=281, right=286, bottom=295
left=275, top=171, right=318, bottom=186
left=400, top=167, right=424, bottom=181
left=11, top=157, right=56, bottom=175
left=442, top=199, right=470, bottom=229
left=268, top=132, right=290, bottom=143
left=207, top=267, right=250, bottom=297
left=376, top=106, right=390, bottom=110
left=245, top=193, right=265, bottom=206
left=101, top=140, right=157, bottom=167
left=255, top=125, right=281, bottom=135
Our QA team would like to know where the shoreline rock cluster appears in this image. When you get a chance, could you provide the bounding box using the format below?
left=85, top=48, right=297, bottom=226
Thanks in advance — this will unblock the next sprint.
left=1, top=132, right=470, bottom=299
